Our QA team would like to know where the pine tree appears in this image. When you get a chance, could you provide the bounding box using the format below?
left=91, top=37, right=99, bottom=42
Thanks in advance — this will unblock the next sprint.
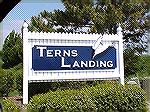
left=2, top=30, right=22, bottom=68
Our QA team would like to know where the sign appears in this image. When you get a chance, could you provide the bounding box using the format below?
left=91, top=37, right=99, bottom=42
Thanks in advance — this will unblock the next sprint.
left=32, top=46, right=117, bottom=70
left=22, top=22, right=124, bottom=104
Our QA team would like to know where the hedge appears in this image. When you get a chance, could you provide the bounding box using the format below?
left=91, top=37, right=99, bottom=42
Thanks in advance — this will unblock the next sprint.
left=27, top=82, right=147, bottom=112
left=86, top=82, right=147, bottom=112
left=0, top=63, right=23, bottom=97
left=2, top=98, right=20, bottom=112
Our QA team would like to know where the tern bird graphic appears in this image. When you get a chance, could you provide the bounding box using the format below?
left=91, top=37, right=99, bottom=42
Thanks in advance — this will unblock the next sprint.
left=92, top=36, right=113, bottom=59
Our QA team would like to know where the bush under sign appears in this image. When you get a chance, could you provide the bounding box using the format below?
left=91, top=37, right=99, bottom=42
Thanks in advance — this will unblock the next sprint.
left=32, top=45, right=117, bottom=71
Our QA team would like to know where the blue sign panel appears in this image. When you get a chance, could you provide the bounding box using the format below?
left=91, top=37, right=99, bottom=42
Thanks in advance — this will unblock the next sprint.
left=32, top=46, right=117, bottom=70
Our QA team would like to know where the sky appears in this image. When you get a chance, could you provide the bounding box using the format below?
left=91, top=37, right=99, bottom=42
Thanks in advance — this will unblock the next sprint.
left=0, top=0, right=65, bottom=50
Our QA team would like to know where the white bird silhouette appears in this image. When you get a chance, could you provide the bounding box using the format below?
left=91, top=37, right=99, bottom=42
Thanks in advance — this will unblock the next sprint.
left=92, top=36, right=113, bottom=59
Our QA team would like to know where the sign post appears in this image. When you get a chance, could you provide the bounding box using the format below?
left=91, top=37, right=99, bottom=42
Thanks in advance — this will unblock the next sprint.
left=23, top=22, right=29, bottom=104
left=117, top=25, right=124, bottom=85
left=23, top=22, right=124, bottom=104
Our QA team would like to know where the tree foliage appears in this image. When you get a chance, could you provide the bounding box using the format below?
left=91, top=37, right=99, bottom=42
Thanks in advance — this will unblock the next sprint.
left=2, top=30, right=23, bottom=69
left=29, top=0, right=150, bottom=35
left=124, top=48, right=139, bottom=77
left=136, top=55, right=150, bottom=78
left=28, top=0, right=150, bottom=77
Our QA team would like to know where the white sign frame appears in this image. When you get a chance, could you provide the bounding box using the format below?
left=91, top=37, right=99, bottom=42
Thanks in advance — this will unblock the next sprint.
left=23, top=22, right=124, bottom=104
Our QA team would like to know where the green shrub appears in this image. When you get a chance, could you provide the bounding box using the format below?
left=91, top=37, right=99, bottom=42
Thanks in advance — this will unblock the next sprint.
left=124, top=48, right=140, bottom=78
left=136, top=55, right=150, bottom=77
left=28, top=81, right=95, bottom=98
left=11, top=63, right=23, bottom=95
left=86, top=82, right=147, bottom=112
left=28, top=89, right=96, bottom=112
left=0, top=59, right=3, bottom=68
left=0, top=63, right=23, bottom=97
left=0, top=51, right=3, bottom=68
left=3, top=98, right=20, bottom=112
left=0, top=51, right=2, bottom=57
left=27, top=82, right=147, bottom=112
left=0, top=69, right=14, bottom=97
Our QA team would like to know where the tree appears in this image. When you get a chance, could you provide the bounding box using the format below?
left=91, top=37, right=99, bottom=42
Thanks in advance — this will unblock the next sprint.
left=2, top=30, right=23, bottom=68
left=28, top=0, right=150, bottom=77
